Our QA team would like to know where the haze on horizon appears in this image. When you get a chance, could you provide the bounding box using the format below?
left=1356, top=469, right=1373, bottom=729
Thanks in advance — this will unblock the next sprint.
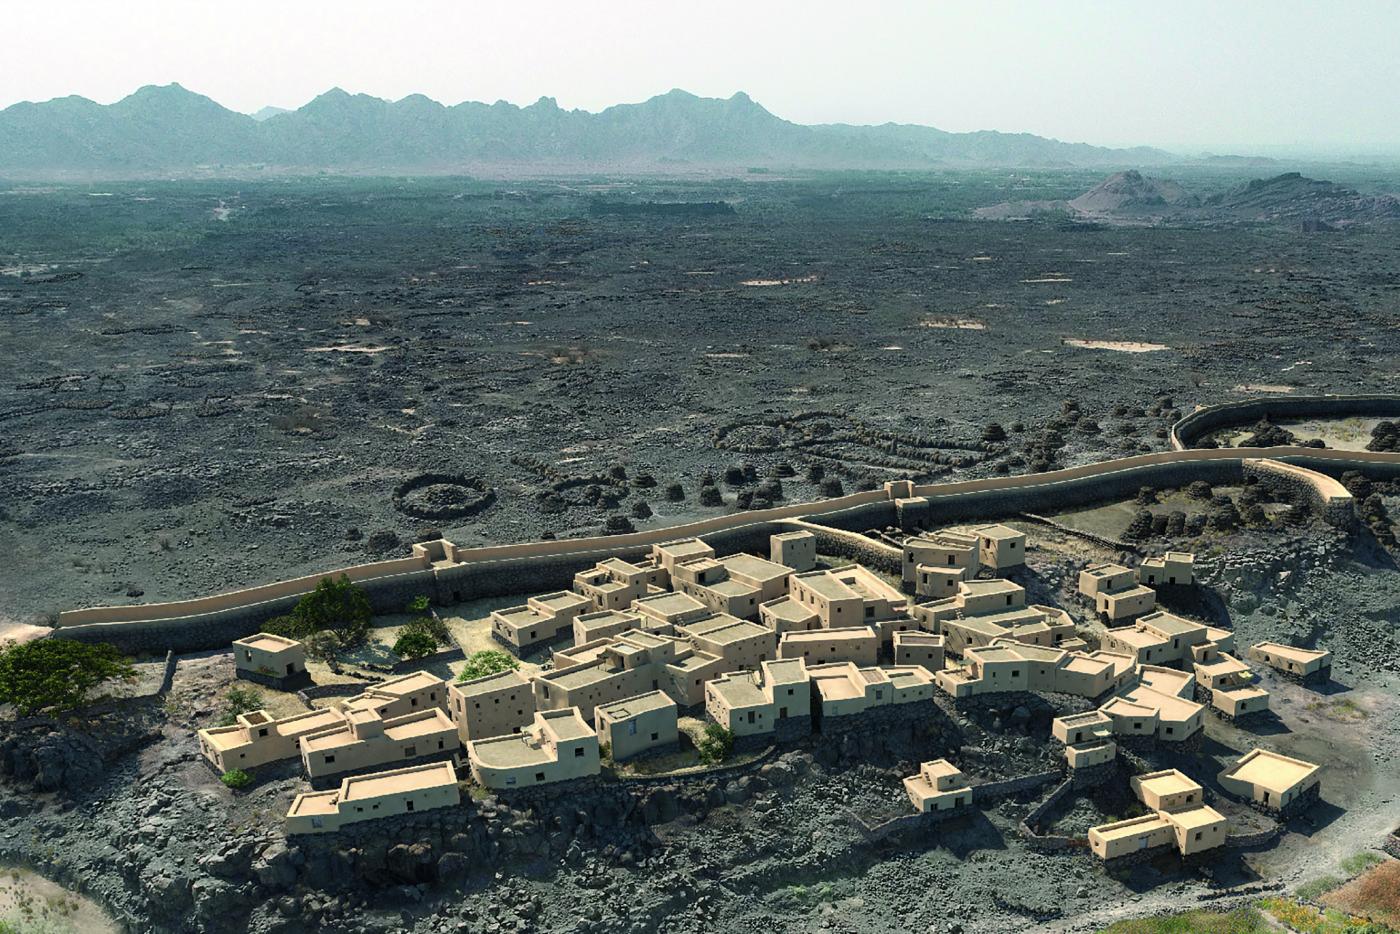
left=4, top=0, right=1400, bottom=159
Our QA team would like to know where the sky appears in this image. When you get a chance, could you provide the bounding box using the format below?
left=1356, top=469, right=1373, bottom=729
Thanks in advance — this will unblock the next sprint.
left=4, top=0, right=1400, bottom=157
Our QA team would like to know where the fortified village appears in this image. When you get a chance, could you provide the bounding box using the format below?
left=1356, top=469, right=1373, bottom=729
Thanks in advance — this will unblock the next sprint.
left=17, top=400, right=1400, bottom=934
left=176, top=503, right=1335, bottom=864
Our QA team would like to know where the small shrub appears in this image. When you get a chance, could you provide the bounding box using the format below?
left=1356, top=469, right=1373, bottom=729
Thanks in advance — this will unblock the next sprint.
left=457, top=650, right=519, bottom=682
left=220, top=769, right=253, bottom=790
left=406, top=595, right=431, bottom=614
left=697, top=724, right=735, bottom=764
left=216, top=686, right=264, bottom=726
left=392, top=629, right=438, bottom=660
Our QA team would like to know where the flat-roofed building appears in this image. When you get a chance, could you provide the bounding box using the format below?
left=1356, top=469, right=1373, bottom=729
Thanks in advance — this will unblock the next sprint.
left=789, top=564, right=909, bottom=634
left=1065, top=737, right=1117, bottom=769
left=778, top=626, right=879, bottom=666
left=759, top=596, right=821, bottom=634
left=672, top=557, right=763, bottom=619
left=971, top=524, right=1026, bottom=572
left=1218, top=749, right=1321, bottom=814
left=903, top=759, right=973, bottom=813
left=661, top=651, right=729, bottom=707
left=1132, top=769, right=1206, bottom=812
left=1101, top=611, right=1216, bottom=667
left=468, top=707, right=600, bottom=790
left=574, top=558, right=651, bottom=612
left=1138, top=552, right=1195, bottom=587
left=677, top=614, right=777, bottom=671
left=1247, top=642, right=1333, bottom=684
left=491, top=591, right=592, bottom=653
left=1089, top=767, right=1226, bottom=861
left=342, top=672, right=448, bottom=720
left=651, top=538, right=715, bottom=575
left=1194, top=653, right=1270, bottom=719
left=572, top=609, right=646, bottom=647
left=631, top=591, right=710, bottom=629
left=770, top=530, right=817, bottom=572
left=808, top=662, right=934, bottom=719
left=232, top=633, right=310, bottom=689
left=914, top=580, right=1082, bottom=656
left=902, top=530, right=979, bottom=596
left=199, top=707, right=346, bottom=772
left=893, top=631, right=945, bottom=672
left=594, top=691, right=678, bottom=762
left=705, top=658, right=812, bottom=740
left=1052, top=710, right=1113, bottom=746
left=1113, top=678, right=1206, bottom=743
left=1079, top=563, right=1157, bottom=622
left=935, top=639, right=1118, bottom=699
left=286, top=761, right=459, bottom=835
left=299, top=707, right=457, bottom=783
left=447, top=669, right=534, bottom=742
left=533, top=630, right=682, bottom=719
left=720, top=553, right=794, bottom=601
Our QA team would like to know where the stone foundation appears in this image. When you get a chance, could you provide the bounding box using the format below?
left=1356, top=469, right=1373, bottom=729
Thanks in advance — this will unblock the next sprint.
left=236, top=668, right=312, bottom=692
left=1068, top=758, right=1118, bottom=789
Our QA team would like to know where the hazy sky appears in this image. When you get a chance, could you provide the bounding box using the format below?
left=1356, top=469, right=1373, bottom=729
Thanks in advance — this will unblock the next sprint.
left=5, top=0, right=1400, bottom=155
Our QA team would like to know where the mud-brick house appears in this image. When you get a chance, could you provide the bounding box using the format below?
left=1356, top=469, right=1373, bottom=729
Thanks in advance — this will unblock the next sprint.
left=1217, top=749, right=1321, bottom=815
left=491, top=590, right=592, bottom=653
left=777, top=626, right=879, bottom=666
left=342, top=671, right=448, bottom=719
left=892, top=631, right=945, bottom=673
left=1088, top=769, right=1227, bottom=862
left=970, top=524, right=1026, bottom=573
left=232, top=633, right=310, bottom=690
left=1137, top=552, right=1195, bottom=587
left=299, top=707, right=458, bottom=784
left=1078, top=563, right=1156, bottom=622
left=285, top=761, right=460, bottom=835
left=467, top=707, right=600, bottom=790
left=447, top=669, right=535, bottom=742
left=704, top=658, right=812, bottom=743
left=1246, top=642, right=1332, bottom=685
left=903, top=759, right=973, bottom=814
left=769, top=530, right=817, bottom=572
left=199, top=707, right=346, bottom=772
left=594, top=690, right=678, bottom=761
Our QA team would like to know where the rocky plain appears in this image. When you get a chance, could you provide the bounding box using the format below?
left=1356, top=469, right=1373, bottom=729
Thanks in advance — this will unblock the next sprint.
left=2, top=168, right=1400, bottom=932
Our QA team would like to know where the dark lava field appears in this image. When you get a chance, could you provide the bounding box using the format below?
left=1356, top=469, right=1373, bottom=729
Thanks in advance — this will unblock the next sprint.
left=3, top=170, right=1400, bottom=622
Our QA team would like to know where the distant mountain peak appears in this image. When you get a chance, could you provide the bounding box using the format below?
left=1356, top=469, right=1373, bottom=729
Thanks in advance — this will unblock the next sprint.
left=0, top=83, right=1179, bottom=176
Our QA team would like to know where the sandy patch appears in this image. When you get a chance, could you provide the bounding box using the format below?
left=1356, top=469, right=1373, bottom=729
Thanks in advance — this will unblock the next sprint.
left=1044, top=299, right=1066, bottom=305
left=1023, top=276, right=1073, bottom=283
left=1233, top=384, right=1295, bottom=394
left=0, top=866, right=118, bottom=933
left=921, top=317, right=986, bottom=330
left=740, top=275, right=817, bottom=287
left=881, top=345, right=904, bottom=351
left=970, top=256, right=994, bottom=262
left=1063, top=339, right=1169, bottom=353
left=306, top=344, right=390, bottom=354
left=704, top=352, right=749, bottom=359
left=0, top=621, right=51, bottom=645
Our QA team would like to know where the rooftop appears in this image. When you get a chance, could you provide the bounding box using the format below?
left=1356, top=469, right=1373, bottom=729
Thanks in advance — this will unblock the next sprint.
left=341, top=761, right=457, bottom=802
left=1139, top=611, right=1205, bottom=636
left=1163, top=803, right=1226, bottom=831
left=302, top=708, right=453, bottom=753
left=720, top=552, right=792, bottom=581
left=532, top=591, right=590, bottom=612
left=633, top=591, right=708, bottom=617
left=1136, top=769, right=1201, bottom=799
left=452, top=668, right=528, bottom=697
left=762, top=657, right=808, bottom=684
left=781, top=626, right=876, bottom=644
left=973, top=524, right=1023, bottom=541
left=761, top=596, right=817, bottom=621
left=234, top=632, right=301, bottom=653
left=708, top=671, right=767, bottom=709
left=1223, top=749, right=1320, bottom=793
left=538, top=708, right=594, bottom=742
left=1252, top=641, right=1330, bottom=664
left=596, top=690, right=676, bottom=721
left=793, top=571, right=859, bottom=601
left=1092, top=813, right=1171, bottom=843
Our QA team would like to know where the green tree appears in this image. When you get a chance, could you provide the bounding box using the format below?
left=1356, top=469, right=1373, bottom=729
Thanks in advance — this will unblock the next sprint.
left=456, top=650, right=519, bottom=682
left=0, top=639, right=136, bottom=715
left=392, top=629, right=438, bottom=659
left=262, top=614, right=311, bottom=640
left=291, top=575, right=371, bottom=647
left=406, top=595, right=431, bottom=614
left=697, top=724, right=735, bottom=764
left=215, top=686, right=264, bottom=726
left=220, top=768, right=253, bottom=790
left=304, top=629, right=344, bottom=663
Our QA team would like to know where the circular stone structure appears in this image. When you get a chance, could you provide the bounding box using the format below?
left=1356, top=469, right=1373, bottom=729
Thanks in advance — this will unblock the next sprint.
left=393, top=473, right=496, bottom=521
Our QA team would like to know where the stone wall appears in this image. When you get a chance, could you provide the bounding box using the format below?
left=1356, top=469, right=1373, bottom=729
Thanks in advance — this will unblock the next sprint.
left=970, top=770, right=1062, bottom=804
left=1170, top=394, right=1400, bottom=451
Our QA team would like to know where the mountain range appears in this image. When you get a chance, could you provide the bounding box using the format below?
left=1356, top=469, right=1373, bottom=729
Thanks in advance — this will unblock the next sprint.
left=977, top=169, right=1400, bottom=225
left=0, top=83, right=1174, bottom=176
